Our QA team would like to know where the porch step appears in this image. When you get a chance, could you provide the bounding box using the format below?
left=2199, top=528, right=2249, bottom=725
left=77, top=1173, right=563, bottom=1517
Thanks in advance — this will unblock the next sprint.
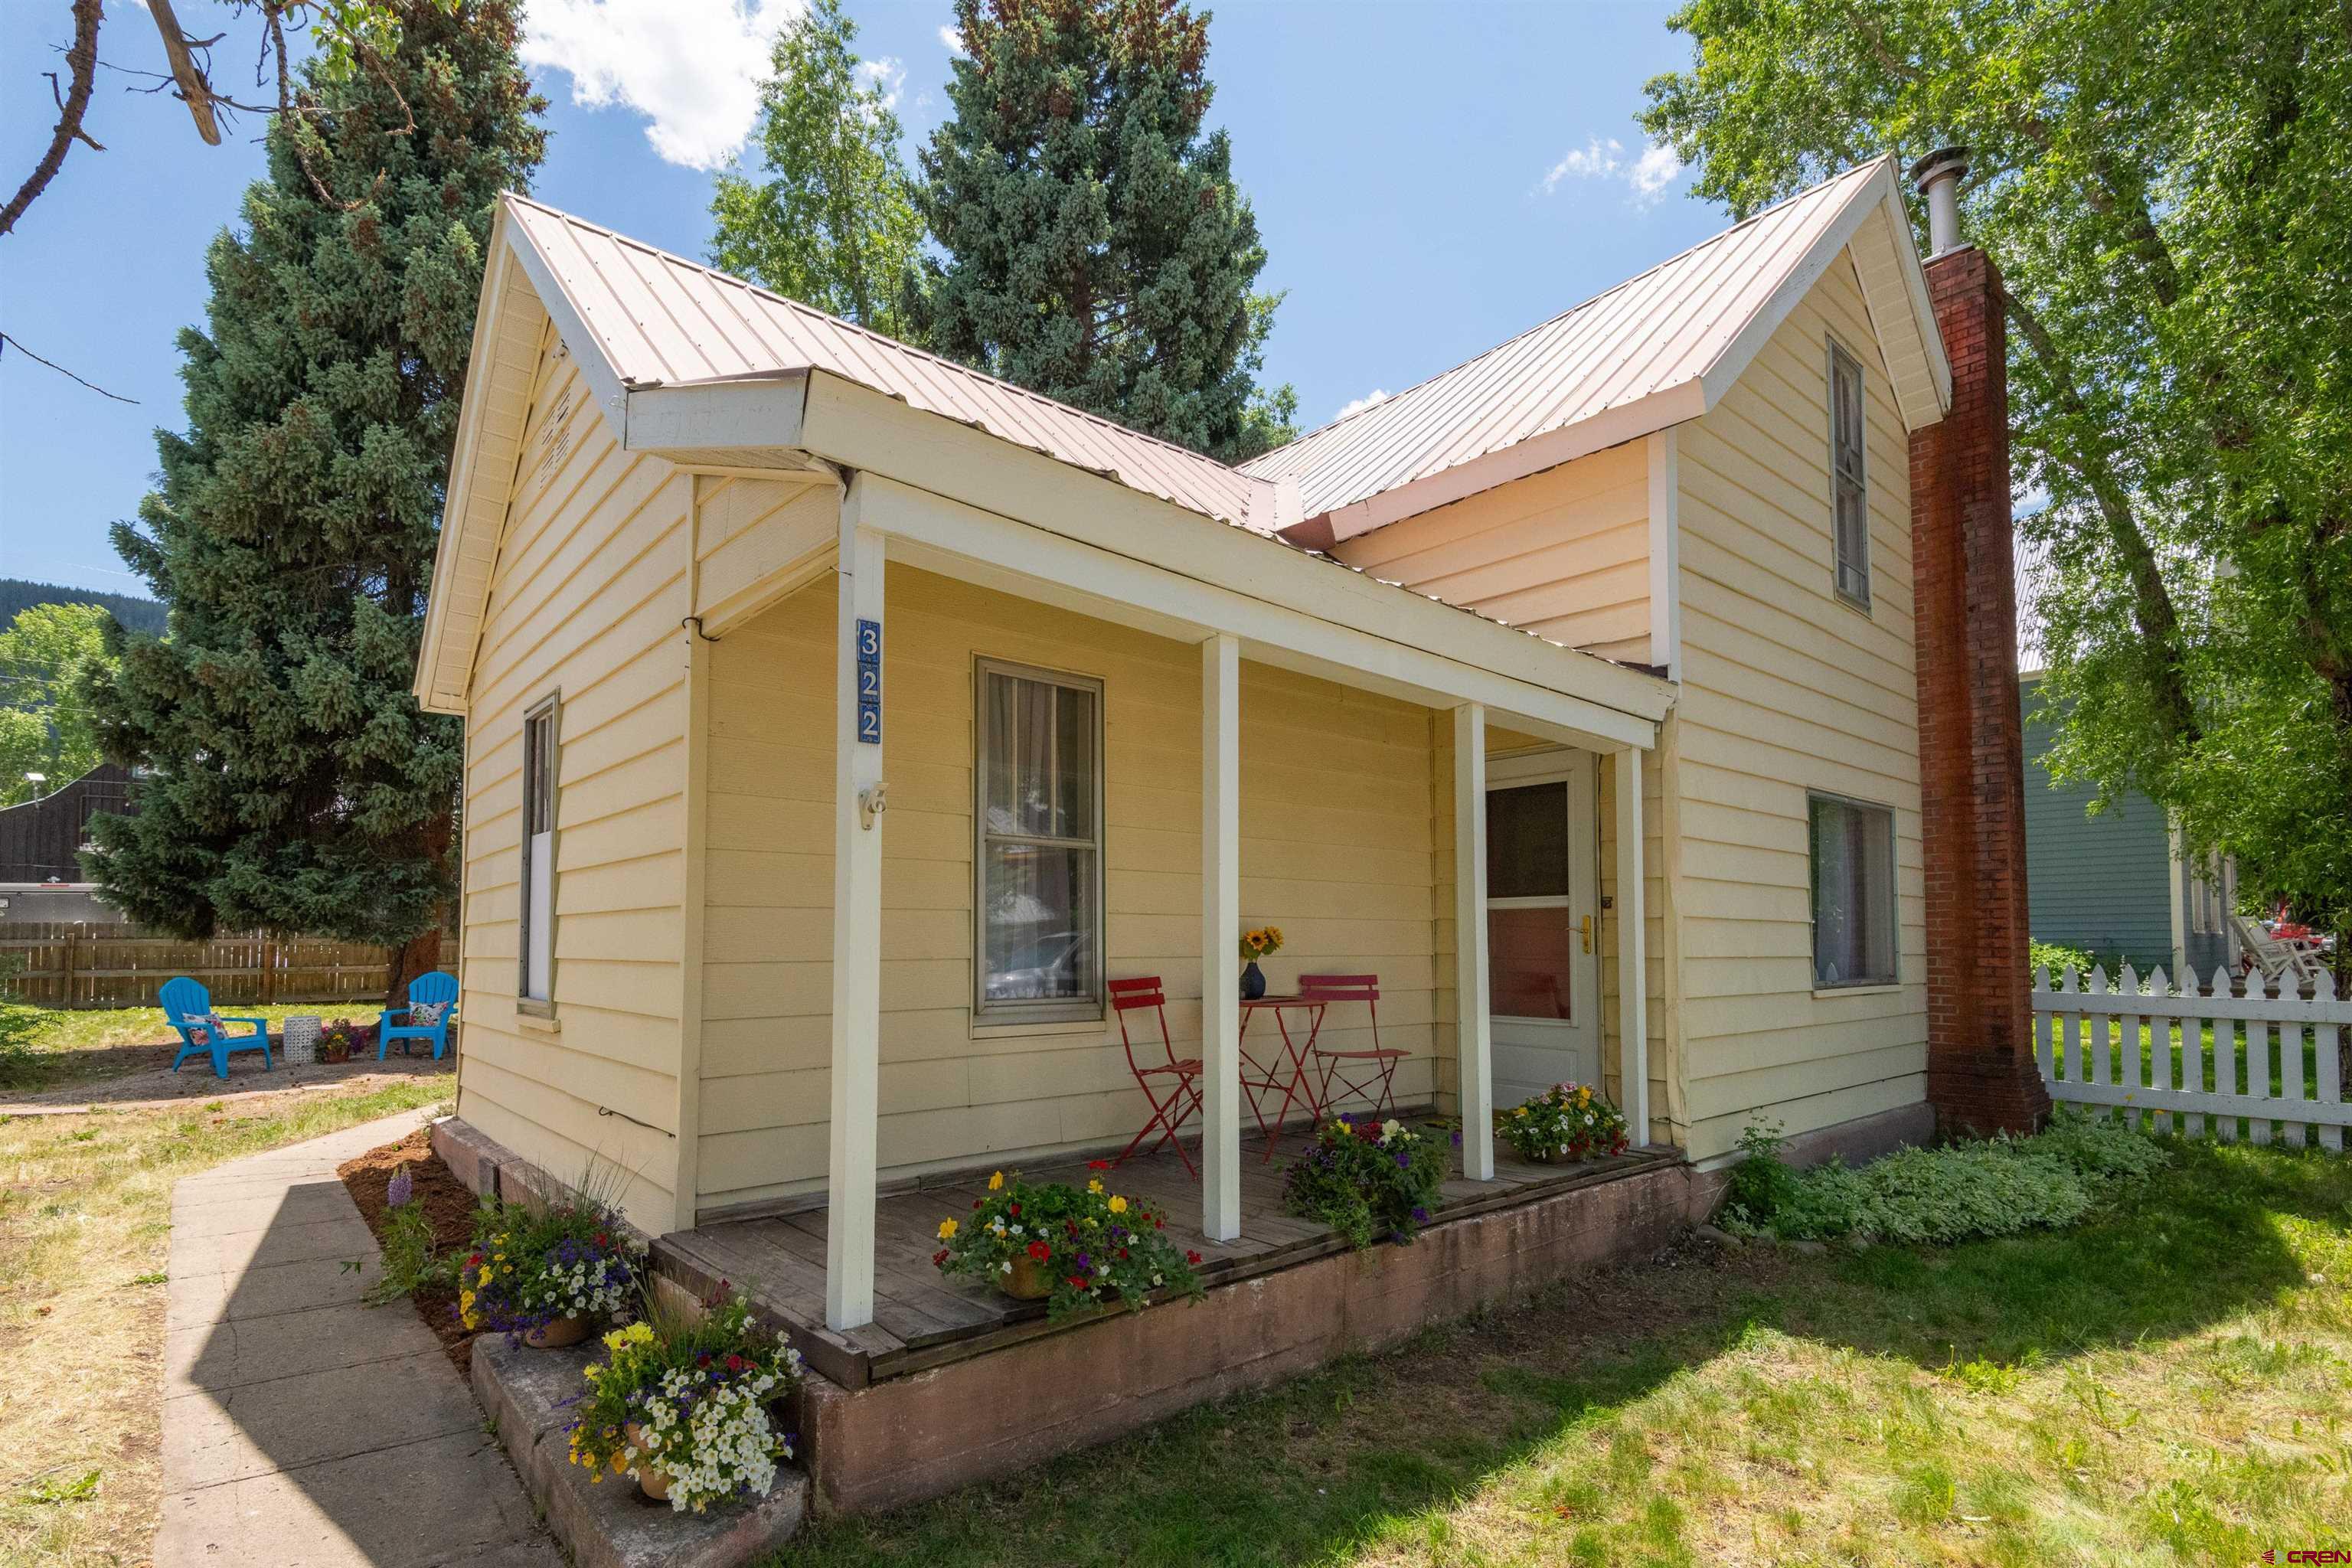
left=470, top=1335, right=808, bottom=1568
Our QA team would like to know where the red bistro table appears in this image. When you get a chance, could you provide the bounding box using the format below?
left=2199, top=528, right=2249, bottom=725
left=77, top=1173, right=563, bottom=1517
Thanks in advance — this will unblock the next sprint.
left=1239, top=995, right=1328, bottom=1161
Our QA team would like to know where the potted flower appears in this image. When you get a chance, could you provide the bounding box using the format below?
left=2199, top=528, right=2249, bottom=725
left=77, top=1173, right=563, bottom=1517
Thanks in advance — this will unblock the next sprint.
left=565, top=1292, right=804, bottom=1512
left=932, top=1162, right=1205, bottom=1320
left=1500, top=1082, right=1630, bottom=1164
left=1237, top=926, right=1283, bottom=1001
left=1282, top=1114, right=1447, bottom=1250
left=316, top=1020, right=358, bottom=1064
left=458, top=1191, right=642, bottom=1348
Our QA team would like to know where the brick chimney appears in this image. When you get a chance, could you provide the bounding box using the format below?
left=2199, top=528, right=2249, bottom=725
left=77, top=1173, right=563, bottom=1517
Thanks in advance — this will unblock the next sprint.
left=1906, top=148, right=2050, bottom=1137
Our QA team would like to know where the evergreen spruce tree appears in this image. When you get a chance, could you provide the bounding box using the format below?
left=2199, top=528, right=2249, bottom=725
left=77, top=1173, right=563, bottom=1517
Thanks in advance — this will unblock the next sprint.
left=86, top=0, right=544, bottom=997
left=910, top=0, right=1295, bottom=461
left=710, top=0, right=925, bottom=336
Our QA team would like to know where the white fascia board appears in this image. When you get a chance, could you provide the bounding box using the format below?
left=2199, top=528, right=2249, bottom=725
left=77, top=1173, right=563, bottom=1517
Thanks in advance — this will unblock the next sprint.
left=624, top=374, right=808, bottom=454
left=855, top=472, right=1661, bottom=752
left=1305, top=382, right=1707, bottom=550
left=803, top=372, right=1674, bottom=729
left=497, top=198, right=633, bottom=436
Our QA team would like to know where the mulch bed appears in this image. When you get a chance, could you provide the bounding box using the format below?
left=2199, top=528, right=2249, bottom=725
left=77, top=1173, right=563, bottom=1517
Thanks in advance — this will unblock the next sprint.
left=338, top=1128, right=483, bottom=1375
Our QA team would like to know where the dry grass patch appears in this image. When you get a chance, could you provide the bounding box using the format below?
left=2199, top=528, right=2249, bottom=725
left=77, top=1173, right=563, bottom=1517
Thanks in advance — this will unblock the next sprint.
left=0, top=1075, right=452, bottom=1568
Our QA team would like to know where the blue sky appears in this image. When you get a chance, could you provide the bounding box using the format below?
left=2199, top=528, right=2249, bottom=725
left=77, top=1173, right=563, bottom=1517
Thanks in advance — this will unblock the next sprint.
left=2, top=1, right=1725, bottom=602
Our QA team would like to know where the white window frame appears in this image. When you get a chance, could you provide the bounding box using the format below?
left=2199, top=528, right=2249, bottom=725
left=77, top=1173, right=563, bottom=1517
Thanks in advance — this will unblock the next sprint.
left=518, top=691, right=559, bottom=1014
left=1808, top=789, right=1899, bottom=990
left=972, top=657, right=1107, bottom=1027
left=1828, top=338, right=1871, bottom=610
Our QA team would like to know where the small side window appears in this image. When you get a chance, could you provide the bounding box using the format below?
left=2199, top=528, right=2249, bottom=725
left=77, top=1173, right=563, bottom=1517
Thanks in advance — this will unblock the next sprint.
left=1829, top=341, right=1870, bottom=608
left=1809, top=792, right=1896, bottom=988
left=520, top=694, right=559, bottom=1007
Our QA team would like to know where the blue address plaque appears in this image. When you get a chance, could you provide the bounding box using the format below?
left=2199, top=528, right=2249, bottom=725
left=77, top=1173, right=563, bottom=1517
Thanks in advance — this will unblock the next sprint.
left=854, top=617, right=882, bottom=744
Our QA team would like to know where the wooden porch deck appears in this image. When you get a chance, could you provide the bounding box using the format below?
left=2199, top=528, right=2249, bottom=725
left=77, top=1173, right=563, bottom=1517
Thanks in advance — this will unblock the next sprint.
left=652, top=1125, right=1681, bottom=1389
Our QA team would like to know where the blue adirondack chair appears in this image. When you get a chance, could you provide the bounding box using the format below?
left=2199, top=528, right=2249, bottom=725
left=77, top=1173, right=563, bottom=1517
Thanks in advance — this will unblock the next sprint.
left=379, top=970, right=459, bottom=1060
left=162, top=976, right=273, bottom=1080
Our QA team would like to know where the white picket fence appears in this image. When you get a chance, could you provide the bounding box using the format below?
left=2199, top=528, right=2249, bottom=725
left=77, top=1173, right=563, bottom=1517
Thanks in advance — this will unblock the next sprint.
left=2033, top=965, right=2347, bottom=1151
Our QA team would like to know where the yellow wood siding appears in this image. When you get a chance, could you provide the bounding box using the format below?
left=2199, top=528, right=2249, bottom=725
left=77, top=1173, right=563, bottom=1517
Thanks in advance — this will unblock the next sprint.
left=696, top=563, right=1440, bottom=1211
left=454, top=329, right=690, bottom=1227
left=1329, top=441, right=1652, bottom=664
left=1672, top=247, right=1926, bottom=1160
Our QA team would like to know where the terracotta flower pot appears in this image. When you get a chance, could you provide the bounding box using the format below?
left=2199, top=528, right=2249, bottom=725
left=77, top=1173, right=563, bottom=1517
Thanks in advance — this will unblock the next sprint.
left=524, top=1314, right=590, bottom=1349
left=1001, top=1251, right=1055, bottom=1301
left=624, top=1424, right=672, bottom=1503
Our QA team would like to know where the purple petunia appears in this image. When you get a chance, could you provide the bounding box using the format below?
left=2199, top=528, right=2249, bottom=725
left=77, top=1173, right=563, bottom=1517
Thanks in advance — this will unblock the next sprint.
left=1412, top=1206, right=1429, bottom=1223
left=387, top=1165, right=413, bottom=1207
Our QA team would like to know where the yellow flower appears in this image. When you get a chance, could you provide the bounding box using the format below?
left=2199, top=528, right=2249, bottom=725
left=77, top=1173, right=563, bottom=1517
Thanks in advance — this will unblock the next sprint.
left=1087, top=1178, right=1104, bottom=1194
left=611, top=1455, right=626, bottom=1475
left=1108, top=1195, right=1128, bottom=1214
left=988, top=1171, right=1004, bottom=1191
left=937, top=1217, right=959, bottom=1240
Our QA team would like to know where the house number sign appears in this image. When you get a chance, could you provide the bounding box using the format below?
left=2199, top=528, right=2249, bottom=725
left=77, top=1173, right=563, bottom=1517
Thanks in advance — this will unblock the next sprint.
left=855, top=618, right=882, bottom=743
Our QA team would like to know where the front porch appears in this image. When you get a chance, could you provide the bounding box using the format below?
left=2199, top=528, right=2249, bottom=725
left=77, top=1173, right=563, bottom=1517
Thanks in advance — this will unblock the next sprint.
left=647, top=1132, right=1695, bottom=1515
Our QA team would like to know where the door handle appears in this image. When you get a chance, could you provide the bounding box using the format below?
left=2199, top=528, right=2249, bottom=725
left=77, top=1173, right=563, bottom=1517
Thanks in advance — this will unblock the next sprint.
left=1579, top=914, right=1592, bottom=954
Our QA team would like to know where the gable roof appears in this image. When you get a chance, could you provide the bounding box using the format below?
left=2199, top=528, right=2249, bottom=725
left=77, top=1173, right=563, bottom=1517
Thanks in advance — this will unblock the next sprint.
left=498, top=194, right=1281, bottom=531
left=1243, top=157, right=1951, bottom=548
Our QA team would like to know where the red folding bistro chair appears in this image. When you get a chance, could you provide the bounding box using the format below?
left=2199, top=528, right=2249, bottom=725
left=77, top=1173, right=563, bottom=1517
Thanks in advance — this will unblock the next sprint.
left=1301, top=973, right=1406, bottom=1120
left=1109, top=976, right=1204, bottom=1177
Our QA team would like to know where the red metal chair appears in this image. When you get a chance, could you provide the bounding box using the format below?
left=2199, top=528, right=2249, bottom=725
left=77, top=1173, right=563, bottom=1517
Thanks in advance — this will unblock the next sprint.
left=1109, top=976, right=1203, bottom=1177
left=1302, top=973, right=1406, bottom=1119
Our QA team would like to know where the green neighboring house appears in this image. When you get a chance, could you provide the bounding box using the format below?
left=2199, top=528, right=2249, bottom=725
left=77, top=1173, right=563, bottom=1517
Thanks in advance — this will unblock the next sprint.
left=2020, top=671, right=2238, bottom=980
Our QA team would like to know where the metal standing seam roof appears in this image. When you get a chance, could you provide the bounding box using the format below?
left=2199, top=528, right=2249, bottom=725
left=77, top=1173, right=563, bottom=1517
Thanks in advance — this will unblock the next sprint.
left=501, top=193, right=1279, bottom=531
left=1239, top=160, right=1891, bottom=521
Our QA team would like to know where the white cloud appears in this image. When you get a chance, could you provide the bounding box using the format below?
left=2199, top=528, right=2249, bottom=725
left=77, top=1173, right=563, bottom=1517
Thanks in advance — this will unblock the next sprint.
left=939, top=23, right=966, bottom=55
left=1538, top=135, right=1687, bottom=208
left=1336, top=389, right=1390, bottom=420
left=520, top=0, right=805, bottom=170
left=854, top=57, right=905, bottom=113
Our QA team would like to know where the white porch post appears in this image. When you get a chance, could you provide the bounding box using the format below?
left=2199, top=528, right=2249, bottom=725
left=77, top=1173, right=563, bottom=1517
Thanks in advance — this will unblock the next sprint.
left=1200, top=633, right=1242, bottom=1240
left=1452, top=702, right=1494, bottom=1180
left=825, top=506, right=884, bottom=1331
left=1612, top=746, right=1650, bottom=1146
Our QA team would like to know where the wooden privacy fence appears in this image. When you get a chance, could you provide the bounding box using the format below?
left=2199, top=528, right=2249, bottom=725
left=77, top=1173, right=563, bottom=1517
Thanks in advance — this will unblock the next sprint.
left=2034, top=964, right=2348, bottom=1151
left=0, top=922, right=393, bottom=1009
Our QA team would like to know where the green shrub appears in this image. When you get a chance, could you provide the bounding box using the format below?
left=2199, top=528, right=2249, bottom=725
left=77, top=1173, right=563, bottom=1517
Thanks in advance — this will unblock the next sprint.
left=1718, top=1111, right=2169, bottom=1245
left=2028, top=938, right=2094, bottom=975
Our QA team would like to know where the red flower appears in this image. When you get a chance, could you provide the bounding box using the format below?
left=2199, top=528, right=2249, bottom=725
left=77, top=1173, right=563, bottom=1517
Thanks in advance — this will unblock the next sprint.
left=1154, top=1217, right=1165, bottom=1230
left=932, top=1248, right=950, bottom=1267
left=1027, top=1240, right=1051, bottom=1261
left=972, top=1197, right=982, bottom=1210
left=1117, top=1247, right=1129, bottom=1259
left=593, top=1232, right=608, bottom=1247
left=1087, top=1159, right=1112, bottom=1171
left=726, top=1354, right=745, bottom=1372
left=1067, top=1276, right=1087, bottom=1290
left=1008, top=1203, right=1021, bottom=1217
left=1185, top=1250, right=1203, bottom=1265
left=468, top=1253, right=482, bottom=1267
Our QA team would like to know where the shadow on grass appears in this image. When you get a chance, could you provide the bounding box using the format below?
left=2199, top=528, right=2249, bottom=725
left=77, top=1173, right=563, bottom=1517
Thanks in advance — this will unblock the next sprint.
left=768, top=1137, right=2350, bottom=1568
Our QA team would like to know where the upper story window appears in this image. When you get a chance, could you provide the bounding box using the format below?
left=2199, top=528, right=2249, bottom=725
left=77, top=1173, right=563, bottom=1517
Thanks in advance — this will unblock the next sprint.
left=975, top=659, right=1104, bottom=1024
left=1809, top=792, right=1896, bottom=988
left=520, top=693, right=558, bottom=1008
left=1829, top=341, right=1870, bottom=609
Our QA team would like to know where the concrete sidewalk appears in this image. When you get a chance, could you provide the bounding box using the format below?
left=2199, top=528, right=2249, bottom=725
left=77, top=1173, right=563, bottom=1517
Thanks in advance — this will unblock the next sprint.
left=156, top=1109, right=560, bottom=1568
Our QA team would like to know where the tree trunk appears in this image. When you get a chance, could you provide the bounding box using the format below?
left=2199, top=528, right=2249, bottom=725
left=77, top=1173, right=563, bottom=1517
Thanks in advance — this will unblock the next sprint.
left=384, top=926, right=443, bottom=1015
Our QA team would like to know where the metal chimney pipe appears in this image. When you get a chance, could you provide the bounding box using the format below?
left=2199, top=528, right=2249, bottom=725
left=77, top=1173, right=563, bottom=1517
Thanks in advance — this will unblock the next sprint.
left=1908, top=146, right=1970, bottom=256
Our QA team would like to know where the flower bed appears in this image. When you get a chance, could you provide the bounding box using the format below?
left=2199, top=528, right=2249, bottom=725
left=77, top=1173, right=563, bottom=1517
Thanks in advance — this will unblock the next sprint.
left=932, top=1162, right=1204, bottom=1320
left=1500, top=1082, right=1629, bottom=1163
left=459, top=1184, right=643, bottom=1344
left=1281, top=1115, right=1447, bottom=1249
left=565, top=1292, right=805, bottom=1513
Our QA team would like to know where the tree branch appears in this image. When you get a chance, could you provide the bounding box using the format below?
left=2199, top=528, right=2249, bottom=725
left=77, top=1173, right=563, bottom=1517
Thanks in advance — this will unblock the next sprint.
left=2, top=0, right=104, bottom=238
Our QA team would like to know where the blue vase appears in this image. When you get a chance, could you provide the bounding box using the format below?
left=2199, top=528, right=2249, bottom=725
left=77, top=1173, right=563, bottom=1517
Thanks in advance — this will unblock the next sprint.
left=1240, top=960, right=1266, bottom=1001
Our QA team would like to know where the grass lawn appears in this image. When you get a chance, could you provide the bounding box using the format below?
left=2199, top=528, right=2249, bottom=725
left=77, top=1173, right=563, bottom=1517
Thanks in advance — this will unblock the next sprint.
left=0, top=1074, right=453, bottom=1568
left=777, top=1138, right=2352, bottom=1567
left=0, top=1001, right=384, bottom=1094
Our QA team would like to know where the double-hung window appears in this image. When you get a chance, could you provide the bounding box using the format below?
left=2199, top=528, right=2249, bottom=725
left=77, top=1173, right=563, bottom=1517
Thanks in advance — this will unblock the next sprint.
left=1829, top=341, right=1871, bottom=608
left=1809, top=792, right=1896, bottom=988
left=975, top=660, right=1103, bottom=1023
left=519, top=694, right=558, bottom=1008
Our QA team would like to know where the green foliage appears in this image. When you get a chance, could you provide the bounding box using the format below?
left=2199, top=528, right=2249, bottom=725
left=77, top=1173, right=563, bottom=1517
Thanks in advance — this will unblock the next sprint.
left=708, top=0, right=923, bottom=336
left=1640, top=0, right=2352, bottom=958
left=0, top=956, right=39, bottom=1086
left=84, top=0, right=544, bottom=949
left=1498, top=1080, right=1630, bottom=1162
left=2028, top=939, right=2095, bottom=977
left=0, top=582, right=163, bottom=637
left=1282, top=1116, right=1448, bottom=1250
left=360, top=1187, right=454, bottom=1305
left=0, top=603, right=115, bottom=806
left=1720, top=1112, right=2171, bottom=1245
left=907, top=0, right=1297, bottom=461
left=932, top=1165, right=1204, bottom=1321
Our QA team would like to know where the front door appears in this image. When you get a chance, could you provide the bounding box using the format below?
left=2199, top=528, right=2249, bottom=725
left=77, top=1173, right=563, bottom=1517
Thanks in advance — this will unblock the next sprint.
left=1485, top=751, right=1599, bottom=1106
